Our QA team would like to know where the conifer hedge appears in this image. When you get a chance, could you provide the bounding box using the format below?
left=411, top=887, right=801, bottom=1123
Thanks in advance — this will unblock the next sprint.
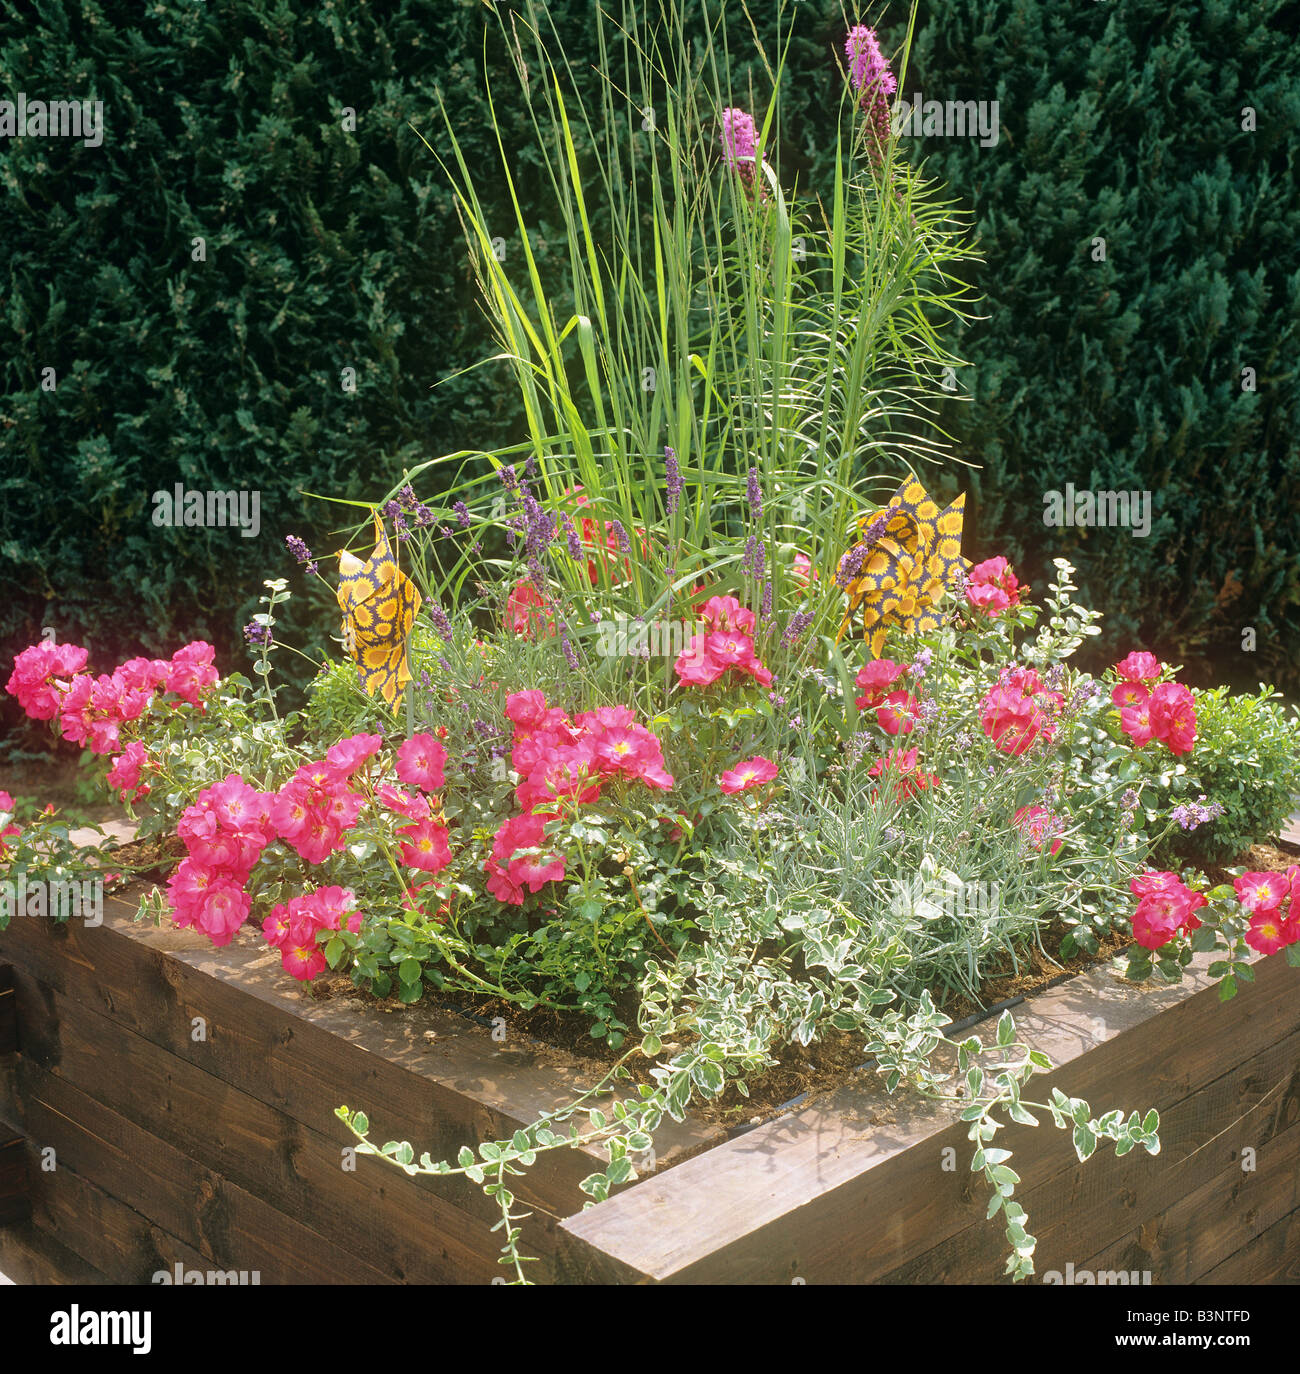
left=893, top=0, right=1300, bottom=691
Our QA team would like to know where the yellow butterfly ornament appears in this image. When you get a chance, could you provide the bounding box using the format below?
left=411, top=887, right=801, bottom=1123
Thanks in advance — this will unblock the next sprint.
left=336, top=511, right=422, bottom=708
left=836, top=477, right=970, bottom=657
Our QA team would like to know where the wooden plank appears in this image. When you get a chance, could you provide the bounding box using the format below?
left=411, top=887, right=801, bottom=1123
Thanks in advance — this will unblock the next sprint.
left=7, top=1063, right=396, bottom=1285
left=9, top=975, right=549, bottom=1284
left=879, top=1017, right=1300, bottom=1282
left=0, top=963, right=16, bottom=1054
left=1197, top=1207, right=1300, bottom=1284
left=556, top=949, right=1297, bottom=1284
left=0, top=1130, right=28, bottom=1226
left=19, top=1136, right=217, bottom=1285
left=1079, top=1116, right=1300, bottom=1284
left=1280, top=810, right=1300, bottom=848
left=0, top=1218, right=109, bottom=1286
left=0, top=889, right=720, bottom=1209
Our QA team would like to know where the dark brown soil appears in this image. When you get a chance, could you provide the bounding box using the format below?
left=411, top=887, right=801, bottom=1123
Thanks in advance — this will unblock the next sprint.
left=1220, top=841, right=1298, bottom=877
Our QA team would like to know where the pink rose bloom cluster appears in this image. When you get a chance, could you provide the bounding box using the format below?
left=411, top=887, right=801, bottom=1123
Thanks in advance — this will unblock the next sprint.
left=389, top=732, right=452, bottom=875
left=1128, top=871, right=1207, bottom=950
left=268, top=735, right=382, bottom=866
left=854, top=658, right=921, bottom=735
left=169, top=774, right=274, bottom=946
left=263, top=886, right=363, bottom=982
left=505, top=582, right=556, bottom=639
left=490, top=690, right=675, bottom=905
left=790, top=552, right=819, bottom=597
left=487, top=811, right=566, bottom=905
left=1233, top=868, right=1300, bottom=955
left=980, top=666, right=1063, bottom=756
left=106, top=741, right=153, bottom=803
left=1110, top=652, right=1195, bottom=755
left=167, top=735, right=385, bottom=960
left=1130, top=866, right=1300, bottom=957
left=718, top=756, right=779, bottom=795
left=965, top=556, right=1023, bottom=619
left=6, top=640, right=220, bottom=800
left=674, top=596, right=773, bottom=689
left=5, top=640, right=89, bottom=719
left=868, top=747, right=938, bottom=803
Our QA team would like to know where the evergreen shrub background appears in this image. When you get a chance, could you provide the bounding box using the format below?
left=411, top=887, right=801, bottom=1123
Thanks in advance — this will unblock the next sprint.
left=893, top=0, right=1300, bottom=692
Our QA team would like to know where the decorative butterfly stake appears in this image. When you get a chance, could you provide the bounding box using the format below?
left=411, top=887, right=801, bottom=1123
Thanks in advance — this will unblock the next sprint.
left=836, top=476, right=969, bottom=657
left=336, top=511, right=422, bottom=709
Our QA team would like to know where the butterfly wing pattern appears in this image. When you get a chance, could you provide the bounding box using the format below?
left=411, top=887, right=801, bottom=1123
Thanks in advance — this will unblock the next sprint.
left=837, top=477, right=969, bottom=657
left=336, top=512, right=422, bottom=708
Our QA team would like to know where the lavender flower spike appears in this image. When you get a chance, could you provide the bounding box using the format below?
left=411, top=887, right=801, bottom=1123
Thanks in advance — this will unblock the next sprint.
left=665, top=446, right=683, bottom=517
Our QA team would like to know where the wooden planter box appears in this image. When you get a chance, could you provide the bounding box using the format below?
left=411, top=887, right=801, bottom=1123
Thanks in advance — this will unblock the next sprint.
left=1, top=883, right=1298, bottom=1285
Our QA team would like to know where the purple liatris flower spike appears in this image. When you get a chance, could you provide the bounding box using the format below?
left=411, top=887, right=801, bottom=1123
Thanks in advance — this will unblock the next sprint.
left=453, top=500, right=471, bottom=528
left=1171, top=796, right=1225, bottom=831
left=760, top=580, right=773, bottom=621
left=521, top=491, right=554, bottom=558
left=720, top=107, right=758, bottom=169
left=747, top=466, right=763, bottom=518
left=1070, top=679, right=1100, bottom=711
left=720, top=107, right=765, bottom=198
left=611, top=520, right=631, bottom=555
left=846, top=26, right=897, bottom=100
left=845, top=26, right=896, bottom=166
